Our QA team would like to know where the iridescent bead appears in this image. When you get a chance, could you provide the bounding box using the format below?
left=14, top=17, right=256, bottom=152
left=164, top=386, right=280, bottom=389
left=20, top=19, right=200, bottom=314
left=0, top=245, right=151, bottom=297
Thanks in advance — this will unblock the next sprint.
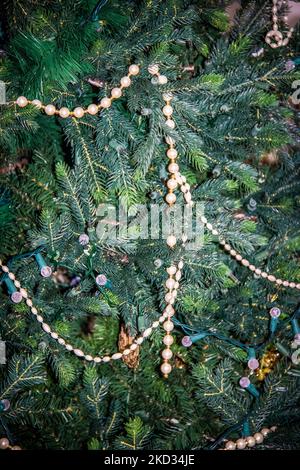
left=269, top=307, right=281, bottom=318
left=120, top=76, right=131, bottom=87
left=79, top=234, right=89, bottom=246
left=32, top=99, right=42, bottom=108
left=73, top=107, right=85, bottom=118
left=225, top=441, right=236, bottom=450
left=40, top=266, right=52, bottom=278
left=239, top=376, right=250, bottom=388
left=236, top=438, right=246, bottom=449
left=128, top=64, right=140, bottom=75
left=0, top=438, right=10, bottom=449
left=45, top=104, right=56, bottom=115
left=163, top=320, right=174, bottom=332
left=163, top=335, right=174, bottom=346
left=246, top=436, right=256, bottom=447
left=100, top=97, right=111, bottom=108
left=87, top=104, right=98, bottom=115
left=160, top=362, right=172, bottom=375
left=254, top=432, right=264, bottom=444
left=59, top=107, right=70, bottom=118
left=16, top=96, right=28, bottom=107
left=158, top=75, right=168, bottom=85
left=182, top=336, right=192, bottom=347
left=165, top=193, right=176, bottom=204
left=167, top=266, right=177, bottom=276
left=163, top=105, right=173, bottom=116
left=248, top=358, right=259, bottom=370
left=148, top=64, right=159, bottom=75
left=166, top=235, right=176, bottom=248
left=111, top=88, right=122, bottom=99
left=161, top=349, right=173, bottom=360
left=96, top=274, right=108, bottom=286
left=11, top=291, right=23, bottom=303
left=165, top=119, right=175, bottom=129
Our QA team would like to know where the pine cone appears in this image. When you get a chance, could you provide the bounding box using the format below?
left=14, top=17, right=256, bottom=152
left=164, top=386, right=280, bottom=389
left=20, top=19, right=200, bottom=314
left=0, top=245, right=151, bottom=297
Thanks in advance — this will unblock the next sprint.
left=118, top=324, right=139, bottom=369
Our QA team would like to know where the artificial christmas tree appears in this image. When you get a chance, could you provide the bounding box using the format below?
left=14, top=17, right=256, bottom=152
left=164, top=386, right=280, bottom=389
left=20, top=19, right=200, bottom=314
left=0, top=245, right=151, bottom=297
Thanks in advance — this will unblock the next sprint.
left=0, top=0, right=300, bottom=451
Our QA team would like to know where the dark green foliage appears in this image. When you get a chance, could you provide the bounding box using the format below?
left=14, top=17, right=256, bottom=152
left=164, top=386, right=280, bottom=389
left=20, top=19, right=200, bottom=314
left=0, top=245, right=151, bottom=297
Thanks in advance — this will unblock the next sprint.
left=0, top=0, right=300, bottom=450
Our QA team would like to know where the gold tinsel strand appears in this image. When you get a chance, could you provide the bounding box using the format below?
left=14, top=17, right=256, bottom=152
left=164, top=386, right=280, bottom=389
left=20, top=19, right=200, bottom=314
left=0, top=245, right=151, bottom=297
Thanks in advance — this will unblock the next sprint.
left=255, top=347, right=280, bottom=381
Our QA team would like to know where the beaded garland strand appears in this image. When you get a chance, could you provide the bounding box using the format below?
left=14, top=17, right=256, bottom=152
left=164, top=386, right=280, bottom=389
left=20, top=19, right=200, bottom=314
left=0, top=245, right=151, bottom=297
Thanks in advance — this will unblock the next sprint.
left=14, top=64, right=140, bottom=117
left=221, top=426, right=277, bottom=451
left=4, top=63, right=300, bottom=379
left=265, top=0, right=294, bottom=48
left=0, top=437, right=22, bottom=451
left=7, top=63, right=187, bottom=378
left=2, top=62, right=288, bottom=449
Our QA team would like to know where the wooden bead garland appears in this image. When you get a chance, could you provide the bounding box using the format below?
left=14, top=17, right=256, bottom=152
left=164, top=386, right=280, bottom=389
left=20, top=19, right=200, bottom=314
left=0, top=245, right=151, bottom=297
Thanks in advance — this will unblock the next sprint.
left=4, top=63, right=300, bottom=380
left=222, top=426, right=277, bottom=450
left=265, top=0, right=294, bottom=48
left=0, top=437, right=22, bottom=450
left=14, top=64, right=140, bottom=117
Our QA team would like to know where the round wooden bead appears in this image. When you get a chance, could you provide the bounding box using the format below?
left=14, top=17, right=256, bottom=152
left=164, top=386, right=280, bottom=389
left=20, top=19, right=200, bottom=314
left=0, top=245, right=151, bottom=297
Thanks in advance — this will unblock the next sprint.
left=225, top=441, right=236, bottom=450
left=16, top=96, right=28, bottom=107
left=59, top=107, right=70, bottom=118
left=111, top=88, right=122, bottom=99
left=128, top=64, right=140, bottom=75
left=100, top=97, right=111, bottom=108
left=73, top=107, right=85, bottom=118
left=165, top=193, right=176, bottom=204
left=32, top=99, right=42, bottom=108
left=112, top=353, right=123, bottom=360
left=167, top=266, right=177, bottom=276
left=163, top=320, right=174, bottom=332
left=167, top=179, right=178, bottom=190
left=161, top=348, right=173, bottom=359
left=163, top=335, right=174, bottom=346
left=148, top=64, right=159, bottom=75
left=42, top=323, right=51, bottom=333
left=160, top=362, right=172, bottom=375
left=167, top=148, right=177, bottom=159
left=236, top=438, right=246, bottom=449
left=254, top=432, right=264, bottom=444
left=168, top=163, right=179, bottom=173
left=246, top=436, right=256, bottom=447
left=166, top=235, right=176, bottom=247
left=74, top=349, right=84, bottom=357
left=158, top=75, right=168, bottom=85
left=120, top=76, right=131, bottom=87
left=163, top=105, right=173, bottom=116
left=45, top=104, right=56, bottom=115
left=165, top=119, right=175, bottom=129
left=87, top=104, right=98, bottom=115
left=143, top=328, right=153, bottom=337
